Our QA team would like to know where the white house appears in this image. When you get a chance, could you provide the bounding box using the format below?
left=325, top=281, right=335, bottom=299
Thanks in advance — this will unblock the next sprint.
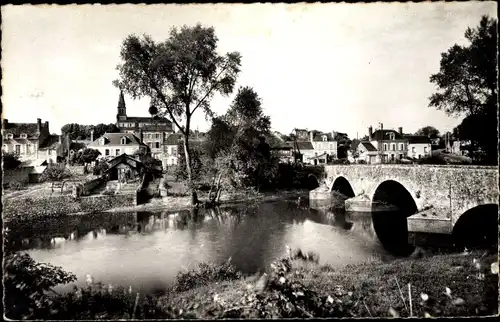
left=87, top=132, right=148, bottom=158
left=405, top=135, right=432, bottom=159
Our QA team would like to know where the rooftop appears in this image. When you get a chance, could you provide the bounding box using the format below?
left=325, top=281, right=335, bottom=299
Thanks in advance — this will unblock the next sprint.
left=88, top=132, right=146, bottom=147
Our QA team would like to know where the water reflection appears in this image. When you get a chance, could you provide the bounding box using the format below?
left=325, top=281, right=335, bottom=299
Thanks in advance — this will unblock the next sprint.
left=5, top=200, right=391, bottom=295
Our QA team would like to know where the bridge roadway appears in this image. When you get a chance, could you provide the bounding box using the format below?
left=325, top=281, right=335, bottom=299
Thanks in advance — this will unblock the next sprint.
left=309, top=164, right=498, bottom=238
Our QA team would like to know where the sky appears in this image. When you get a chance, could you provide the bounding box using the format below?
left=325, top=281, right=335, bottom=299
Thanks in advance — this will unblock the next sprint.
left=1, top=2, right=497, bottom=138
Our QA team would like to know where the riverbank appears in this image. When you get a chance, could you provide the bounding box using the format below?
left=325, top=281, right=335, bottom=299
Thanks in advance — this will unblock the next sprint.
left=5, top=248, right=497, bottom=319
left=2, top=188, right=309, bottom=223
left=155, top=249, right=498, bottom=318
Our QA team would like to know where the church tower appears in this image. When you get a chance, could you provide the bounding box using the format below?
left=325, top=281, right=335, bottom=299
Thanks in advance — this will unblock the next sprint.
left=117, top=90, right=127, bottom=122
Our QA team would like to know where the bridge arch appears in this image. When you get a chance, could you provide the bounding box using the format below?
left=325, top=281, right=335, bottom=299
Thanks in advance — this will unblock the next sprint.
left=306, top=174, right=320, bottom=190
left=371, top=180, right=418, bottom=256
left=330, top=176, right=356, bottom=198
left=452, top=204, right=498, bottom=250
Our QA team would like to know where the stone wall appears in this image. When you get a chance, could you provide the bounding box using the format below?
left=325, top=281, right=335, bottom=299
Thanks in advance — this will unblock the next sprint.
left=323, top=164, right=498, bottom=228
left=67, top=166, right=85, bottom=176
left=3, top=193, right=137, bottom=222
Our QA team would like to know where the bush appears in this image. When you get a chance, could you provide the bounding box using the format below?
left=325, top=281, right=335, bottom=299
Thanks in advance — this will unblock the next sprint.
left=8, top=179, right=25, bottom=190
left=172, top=258, right=242, bottom=292
left=40, top=164, right=72, bottom=182
left=357, top=160, right=367, bottom=164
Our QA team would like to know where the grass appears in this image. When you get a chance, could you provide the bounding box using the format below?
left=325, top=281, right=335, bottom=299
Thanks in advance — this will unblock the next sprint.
left=151, top=248, right=498, bottom=319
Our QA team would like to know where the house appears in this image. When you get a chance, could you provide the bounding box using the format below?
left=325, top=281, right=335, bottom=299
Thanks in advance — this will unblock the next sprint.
left=405, top=135, right=432, bottom=159
left=2, top=118, right=62, bottom=164
left=307, top=152, right=329, bottom=165
left=87, top=132, right=148, bottom=159
left=354, top=141, right=379, bottom=164
left=270, top=142, right=295, bottom=164
left=365, top=125, right=409, bottom=163
left=163, top=133, right=206, bottom=167
left=310, top=131, right=338, bottom=159
left=104, top=153, right=145, bottom=182
left=115, top=90, right=175, bottom=162
left=291, top=140, right=316, bottom=164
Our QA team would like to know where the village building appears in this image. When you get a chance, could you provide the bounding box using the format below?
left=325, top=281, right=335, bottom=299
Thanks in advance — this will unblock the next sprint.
left=163, top=132, right=206, bottom=167
left=115, top=90, right=175, bottom=165
left=405, top=135, right=432, bottom=159
left=104, top=153, right=145, bottom=182
left=87, top=132, right=148, bottom=159
left=2, top=118, right=62, bottom=164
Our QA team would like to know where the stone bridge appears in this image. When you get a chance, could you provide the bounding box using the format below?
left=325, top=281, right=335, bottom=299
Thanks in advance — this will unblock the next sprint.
left=311, top=164, right=498, bottom=239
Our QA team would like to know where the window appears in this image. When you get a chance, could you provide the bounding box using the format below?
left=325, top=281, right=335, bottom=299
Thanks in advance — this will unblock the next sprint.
left=27, top=144, right=31, bottom=154
left=155, top=142, right=160, bottom=149
left=7, top=133, right=13, bottom=139
left=172, top=147, right=177, bottom=155
left=412, top=146, right=416, bottom=153
left=105, top=149, right=110, bottom=156
left=384, top=144, right=388, bottom=151
left=322, top=135, right=327, bottom=142
left=155, top=133, right=161, bottom=139
left=15, top=144, right=20, bottom=154
left=329, top=143, right=333, bottom=150
left=424, top=147, right=428, bottom=153
left=418, top=154, right=422, bottom=159
left=3, top=144, right=8, bottom=151
left=116, top=149, right=120, bottom=155
left=399, top=154, right=403, bottom=159
left=20, top=133, right=27, bottom=139
left=400, top=144, right=404, bottom=150
left=392, top=144, right=396, bottom=151
left=121, top=137, right=127, bottom=145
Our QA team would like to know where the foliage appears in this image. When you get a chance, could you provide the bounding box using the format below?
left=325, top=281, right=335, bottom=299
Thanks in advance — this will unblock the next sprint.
left=72, top=148, right=101, bottom=165
left=205, top=86, right=278, bottom=191
left=415, top=126, right=440, bottom=139
left=429, top=15, right=497, bottom=164
left=93, top=160, right=109, bottom=176
left=61, top=123, right=120, bottom=140
left=114, top=24, right=242, bottom=203
left=8, top=179, right=25, bottom=190
left=3, top=152, right=22, bottom=170
left=3, top=252, right=77, bottom=320
left=175, top=141, right=205, bottom=183
left=172, top=258, right=242, bottom=293
left=40, top=164, right=72, bottom=182
left=417, top=156, right=447, bottom=165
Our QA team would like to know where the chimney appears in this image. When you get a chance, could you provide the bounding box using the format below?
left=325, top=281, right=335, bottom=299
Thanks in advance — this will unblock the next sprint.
left=44, top=121, right=49, bottom=133
left=368, top=126, right=373, bottom=141
left=37, top=118, right=42, bottom=133
left=140, top=129, right=144, bottom=142
left=398, top=127, right=403, bottom=135
left=2, top=118, right=7, bottom=129
left=331, top=131, right=336, bottom=140
left=309, top=131, right=314, bottom=142
left=90, top=129, right=94, bottom=142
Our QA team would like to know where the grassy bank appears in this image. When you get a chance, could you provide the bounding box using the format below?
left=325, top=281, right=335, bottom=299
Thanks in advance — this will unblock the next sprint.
left=156, top=249, right=498, bottom=319
left=5, top=247, right=497, bottom=319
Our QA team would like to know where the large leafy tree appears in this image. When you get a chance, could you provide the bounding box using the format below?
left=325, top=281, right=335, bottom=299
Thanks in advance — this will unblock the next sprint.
left=114, top=24, right=241, bottom=204
left=429, top=15, right=497, bottom=164
left=415, top=126, right=440, bottom=139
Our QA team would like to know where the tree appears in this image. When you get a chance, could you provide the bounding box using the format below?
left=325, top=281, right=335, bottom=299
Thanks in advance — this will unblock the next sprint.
left=77, top=148, right=101, bottom=164
left=3, top=152, right=22, bottom=170
left=114, top=24, right=242, bottom=205
left=415, top=126, right=440, bottom=139
left=92, top=123, right=120, bottom=139
left=429, top=15, right=497, bottom=164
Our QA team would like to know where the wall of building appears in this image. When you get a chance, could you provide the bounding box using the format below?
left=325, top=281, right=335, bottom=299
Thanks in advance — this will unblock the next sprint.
left=370, top=139, right=408, bottom=162
left=408, top=143, right=432, bottom=159
left=94, top=146, right=138, bottom=157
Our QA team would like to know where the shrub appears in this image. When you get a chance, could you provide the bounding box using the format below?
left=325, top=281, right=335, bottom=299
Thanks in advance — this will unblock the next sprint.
left=40, top=164, right=72, bottom=182
left=172, top=258, right=242, bottom=292
left=8, top=179, right=25, bottom=190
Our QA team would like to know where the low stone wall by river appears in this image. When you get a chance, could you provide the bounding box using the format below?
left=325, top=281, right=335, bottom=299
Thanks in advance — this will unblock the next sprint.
left=3, top=193, right=137, bottom=222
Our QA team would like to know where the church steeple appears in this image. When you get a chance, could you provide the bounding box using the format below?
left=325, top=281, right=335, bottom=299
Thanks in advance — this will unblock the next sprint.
left=117, top=90, right=127, bottom=121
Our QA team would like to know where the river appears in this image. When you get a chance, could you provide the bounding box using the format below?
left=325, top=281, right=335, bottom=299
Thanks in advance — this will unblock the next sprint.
left=5, top=199, right=399, bottom=295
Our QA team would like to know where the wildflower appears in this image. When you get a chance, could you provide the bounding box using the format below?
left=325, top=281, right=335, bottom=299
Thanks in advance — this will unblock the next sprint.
left=388, top=307, right=400, bottom=318
left=327, top=295, right=334, bottom=304
left=491, top=262, right=499, bottom=275
left=420, top=293, right=429, bottom=302
left=445, top=287, right=452, bottom=298
left=424, top=312, right=432, bottom=318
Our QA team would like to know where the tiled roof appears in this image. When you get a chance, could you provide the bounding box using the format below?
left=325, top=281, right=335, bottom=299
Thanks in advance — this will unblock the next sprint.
left=3, top=122, right=40, bottom=138
left=122, top=116, right=172, bottom=123
left=371, top=130, right=405, bottom=141
left=88, top=133, right=146, bottom=147
left=292, top=141, right=314, bottom=150
left=106, top=153, right=143, bottom=170
left=39, top=134, right=60, bottom=149
left=312, top=132, right=335, bottom=142
left=2, top=138, right=38, bottom=145
left=360, top=142, right=378, bottom=152
left=405, top=135, right=432, bottom=144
